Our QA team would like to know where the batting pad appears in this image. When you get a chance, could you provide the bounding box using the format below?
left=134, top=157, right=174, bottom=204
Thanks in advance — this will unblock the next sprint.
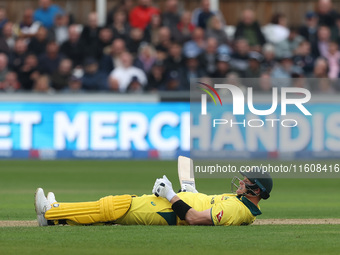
left=45, top=195, right=132, bottom=224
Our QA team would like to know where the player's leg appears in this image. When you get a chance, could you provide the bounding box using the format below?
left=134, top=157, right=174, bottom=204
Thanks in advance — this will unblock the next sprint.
left=35, top=188, right=132, bottom=226
left=115, top=195, right=177, bottom=225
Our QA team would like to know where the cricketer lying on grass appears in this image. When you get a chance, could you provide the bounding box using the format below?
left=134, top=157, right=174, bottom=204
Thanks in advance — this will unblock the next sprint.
left=34, top=157, right=273, bottom=226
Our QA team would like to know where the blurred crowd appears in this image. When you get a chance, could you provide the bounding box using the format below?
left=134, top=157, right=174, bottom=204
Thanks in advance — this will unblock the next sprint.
left=0, top=0, right=340, bottom=93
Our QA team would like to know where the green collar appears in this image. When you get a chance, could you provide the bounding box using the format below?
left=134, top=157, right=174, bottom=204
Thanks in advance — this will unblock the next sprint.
left=237, top=196, right=262, bottom=216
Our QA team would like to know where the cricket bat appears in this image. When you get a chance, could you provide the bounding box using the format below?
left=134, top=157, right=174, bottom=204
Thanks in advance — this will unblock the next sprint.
left=178, top=156, right=195, bottom=188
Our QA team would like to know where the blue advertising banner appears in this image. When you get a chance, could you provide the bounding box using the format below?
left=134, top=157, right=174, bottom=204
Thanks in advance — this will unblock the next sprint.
left=0, top=102, right=189, bottom=157
left=191, top=102, right=340, bottom=159
left=0, top=102, right=339, bottom=159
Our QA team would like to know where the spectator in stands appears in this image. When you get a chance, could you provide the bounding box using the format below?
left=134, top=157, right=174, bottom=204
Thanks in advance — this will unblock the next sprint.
left=191, top=0, right=225, bottom=28
left=183, top=27, right=206, bottom=57
left=234, top=9, right=266, bottom=50
left=293, top=41, right=315, bottom=77
left=48, top=13, right=69, bottom=45
left=33, top=74, right=51, bottom=92
left=154, top=27, right=172, bottom=54
left=18, top=54, right=39, bottom=90
left=275, top=26, right=304, bottom=57
left=99, top=38, right=126, bottom=75
left=244, top=51, right=263, bottom=79
left=145, top=13, right=163, bottom=45
left=134, top=43, right=157, bottom=74
left=51, top=58, right=73, bottom=91
left=313, top=25, right=331, bottom=58
left=129, top=0, right=160, bottom=30
left=261, top=43, right=276, bottom=72
left=161, top=70, right=182, bottom=91
left=109, top=10, right=130, bottom=41
left=126, top=28, right=145, bottom=55
left=80, top=12, right=101, bottom=59
left=262, top=13, right=290, bottom=58
left=109, top=51, right=147, bottom=92
left=106, top=0, right=134, bottom=26
left=60, top=25, right=85, bottom=67
left=81, top=58, right=107, bottom=91
left=324, top=41, right=340, bottom=79
left=34, top=0, right=64, bottom=29
left=95, top=28, right=114, bottom=60
left=230, top=38, right=250, bottom=76
left=179, top=51, right=206, bottom=89
left=145, top=60, right=166, bottom=91
left=287, top=27, right=304, bottom=54
left=317, top=0, right=338, bottom=28
left=126, top=76, right=144, bottom=93
left=164, top=41, right=184, bottom=72
left=0, top=7, right=7, bottom=34
left=259, top=72, right=272, bottom=92
left=331, top=14, right=340, bottom=44
left=206, top=15, right=228, bottom=47
left=9, top=39, right=28, bottom=72
left=291, top=71, right=307, bottom=88
left=0, top=22, right=15, bottom=55
left=310, top=58, right=333, bottom=92
left=0, top=53, right=8, bottom=82
left=162, top=0, right=180, bottom=34
left=196, top=0, right=214, bottom=30
left=312, top=57, right=329, bottom=79
left=176, top=11, right=195, bottom=43
left=38, top=41, right=62, bottom=75
left=299, top=11, right=318, bottom=46
left=67, top=74, right=82, bottom=92
left=18, top=8, right=41, bottom=39
left=271, top=54, right=297, bottom=87
left=200, top=37, right=219, bottom=76
left=211, top=54, right=231, bottom=78
left=0, top=71, right=21, bottom=91
left=28, top=26, right=48, bottom=56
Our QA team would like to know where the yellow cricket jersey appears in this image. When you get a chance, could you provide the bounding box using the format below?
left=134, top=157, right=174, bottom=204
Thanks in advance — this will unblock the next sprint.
left=178, top=193, right=261, bottom=226
left=115, top=192, right=261, bottom=226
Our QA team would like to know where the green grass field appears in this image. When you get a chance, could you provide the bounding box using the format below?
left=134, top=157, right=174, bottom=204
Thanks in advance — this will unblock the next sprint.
left=0, top=160, right=340, bottom=255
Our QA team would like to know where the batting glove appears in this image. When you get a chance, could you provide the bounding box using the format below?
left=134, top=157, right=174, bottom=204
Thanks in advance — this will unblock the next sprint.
left=180, top=184, right=198, bottom=193
left=152, top=175, right=176, bottom=202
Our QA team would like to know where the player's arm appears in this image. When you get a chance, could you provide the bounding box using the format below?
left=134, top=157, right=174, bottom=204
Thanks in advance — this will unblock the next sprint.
left=170, top=196, right=212, bottom=225
left=152, top=176, right=213, bottom=225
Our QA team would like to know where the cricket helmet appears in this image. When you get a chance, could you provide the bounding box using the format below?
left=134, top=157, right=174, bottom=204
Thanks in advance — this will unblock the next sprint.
left=240, top=167, right=273, bottom=199
left=231, top=167, right=273, bottom=199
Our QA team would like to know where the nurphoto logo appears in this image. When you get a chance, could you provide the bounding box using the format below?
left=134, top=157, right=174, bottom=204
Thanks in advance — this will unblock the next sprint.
left=198, top=83, right=312, bottom=128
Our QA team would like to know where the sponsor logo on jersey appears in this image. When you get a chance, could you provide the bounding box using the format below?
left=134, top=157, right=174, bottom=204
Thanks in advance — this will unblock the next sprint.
left=216, top=210, right=223, bottom=222
left=151, top=201, right=156, bottom=206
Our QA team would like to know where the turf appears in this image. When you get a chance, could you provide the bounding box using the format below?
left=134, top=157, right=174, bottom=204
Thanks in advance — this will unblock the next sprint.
left=0, top=160, right=340, bottom=255
left=0, top=225, right=339, bottom=255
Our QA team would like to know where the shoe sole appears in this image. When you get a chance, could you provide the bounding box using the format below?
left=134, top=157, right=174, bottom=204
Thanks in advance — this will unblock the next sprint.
left=47, top=192, right=57, bottom=204
left=34, top=188, right=48, bottom=226
left=34, top=188, right=40, bottom=215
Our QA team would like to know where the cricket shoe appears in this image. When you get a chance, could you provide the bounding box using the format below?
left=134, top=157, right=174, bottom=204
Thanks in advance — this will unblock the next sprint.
left=47, top=192, right=57, bottom=204
left=34, top=188, right=51, bottom=226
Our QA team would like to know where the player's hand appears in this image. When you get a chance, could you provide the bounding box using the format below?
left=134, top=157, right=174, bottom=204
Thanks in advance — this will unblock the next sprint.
left=152, top=175, right=176, bottom=202
left=180, top=184, right=198, bottom=193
